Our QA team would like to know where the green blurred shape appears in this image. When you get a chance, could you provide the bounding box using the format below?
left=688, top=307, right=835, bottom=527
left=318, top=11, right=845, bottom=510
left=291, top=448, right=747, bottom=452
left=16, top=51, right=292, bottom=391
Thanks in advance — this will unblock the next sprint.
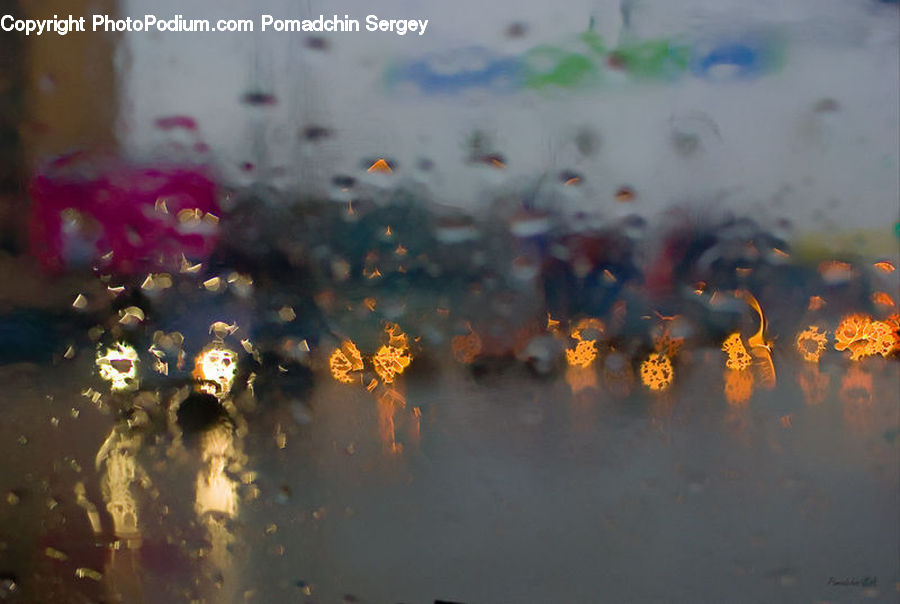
left=523, top=46, right=598, bottom=89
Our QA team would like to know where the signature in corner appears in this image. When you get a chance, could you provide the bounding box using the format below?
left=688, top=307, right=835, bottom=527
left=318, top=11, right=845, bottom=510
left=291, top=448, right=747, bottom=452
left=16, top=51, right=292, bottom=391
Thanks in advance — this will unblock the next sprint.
left=828, top=576, right=877, bottom=587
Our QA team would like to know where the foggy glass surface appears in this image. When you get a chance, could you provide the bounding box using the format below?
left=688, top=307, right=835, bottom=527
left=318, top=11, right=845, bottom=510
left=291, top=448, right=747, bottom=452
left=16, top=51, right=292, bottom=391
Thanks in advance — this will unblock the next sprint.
left=0, top=1, right=898, bottom=603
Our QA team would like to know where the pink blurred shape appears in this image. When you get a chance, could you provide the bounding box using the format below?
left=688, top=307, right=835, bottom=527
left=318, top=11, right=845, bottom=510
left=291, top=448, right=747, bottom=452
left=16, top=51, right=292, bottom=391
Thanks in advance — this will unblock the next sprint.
left=30, top=154, right=221, bottom=274
left=154, top=115, right=199, bottom=131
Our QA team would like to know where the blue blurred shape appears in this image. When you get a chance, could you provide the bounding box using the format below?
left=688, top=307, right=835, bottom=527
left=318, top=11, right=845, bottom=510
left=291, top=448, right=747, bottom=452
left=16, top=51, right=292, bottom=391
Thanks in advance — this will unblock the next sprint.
left=389, top=47, right=523, bottom=93
left=691, top=34, right=783, bottom=80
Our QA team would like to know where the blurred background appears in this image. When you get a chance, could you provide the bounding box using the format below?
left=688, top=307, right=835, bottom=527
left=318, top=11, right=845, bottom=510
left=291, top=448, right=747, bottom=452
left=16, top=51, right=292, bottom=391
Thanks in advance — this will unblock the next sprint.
left=0, top=0, right=898, bottom=603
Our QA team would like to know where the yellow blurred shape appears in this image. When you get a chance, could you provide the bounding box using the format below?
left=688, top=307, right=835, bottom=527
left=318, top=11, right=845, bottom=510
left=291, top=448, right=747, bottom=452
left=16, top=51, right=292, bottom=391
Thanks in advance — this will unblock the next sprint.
left=45, top=547, right=69, bottom=561
left=373, top=344, right=412, bottom=384
left=75, top=568, right=103, bottom=581
left=570, top=318, right=604, bottom=341
left=566, top=339, right=597, bottom=368
left=832, top=314, right=897, bottom=360
left=209, top=321, right=239, bottom=339
left=640, top=353, right=673, bottom=391
left=864, top=320, right=899, bottom=357
left=739, top=290, right=775, bottom=388
left=795, top=326, right=828, bottom=363
left=193, top=343, right=238, bottom=397
left=739, top=291, right=770, bottom=351
left=96, top=343, right=139, bottom=392
left=195, top=424, right=239, bottom=519
left=385, top=322, right=410, bottom=349
left=329, top=341, right=364, bottom=384
left=721, top=333, right=752, bottom=371
left=547, top=313, right=561, bottom=331
left=118, top=306, right=145, bottom=325
left=177, top=208, right=203, bottom=223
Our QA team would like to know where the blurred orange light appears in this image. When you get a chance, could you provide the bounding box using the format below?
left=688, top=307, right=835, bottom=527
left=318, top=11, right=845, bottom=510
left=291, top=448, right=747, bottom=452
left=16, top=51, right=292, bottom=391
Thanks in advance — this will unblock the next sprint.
left=367, top=158, right=393, bottom=173
left=795, top=326, right=828, bottom=363
left=566, top=339, right=598, bottom=368
left=740, top=290, right=775, bottom=388
left=832, top=314, right=896, bottom=360
left=547, top=313, right=561, bottom=331
left=722, top=333, right=752, bottom=371
left=834, top=314, right=870, bottom=359
left=873, top=261, right=896, bottom=273
left=373, top=323, right=412, bottom=384
left=329, top=340, right=364, bottom=384
left=373, top=345, right=412, bottom=384
left=872, top=291, right=896, bottom=307
left=807, top=296, right=827, bottom=311
left=640, top=353, right=674, bottom=391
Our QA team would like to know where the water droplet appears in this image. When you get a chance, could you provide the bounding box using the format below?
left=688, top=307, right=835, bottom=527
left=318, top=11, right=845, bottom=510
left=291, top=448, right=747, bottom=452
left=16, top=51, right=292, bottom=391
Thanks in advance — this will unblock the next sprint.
left=332, top=174, right=356, bottom=190
left=301, top=125, right=332, bottom=142
left=506, top=22, right=527, bottom=38
left=241, top=91, right=278, bottom=107
left=305, top=36, right=328, bottom=50
left=0, top=575, right=19, bottom=598
left=813, top=97, right=840, bottom=113
left=364, top=158, right=395, bottom=173
left=575, top=127, right=600, bottom=157
left=615, top=186, right=636, bottom=202
left=559, top=170, right=582, bottom=186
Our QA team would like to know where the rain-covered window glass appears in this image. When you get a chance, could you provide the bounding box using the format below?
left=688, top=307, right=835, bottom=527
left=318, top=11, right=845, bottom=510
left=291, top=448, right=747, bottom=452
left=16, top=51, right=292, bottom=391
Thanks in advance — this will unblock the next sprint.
left=0, top=0, right=898, bottom=602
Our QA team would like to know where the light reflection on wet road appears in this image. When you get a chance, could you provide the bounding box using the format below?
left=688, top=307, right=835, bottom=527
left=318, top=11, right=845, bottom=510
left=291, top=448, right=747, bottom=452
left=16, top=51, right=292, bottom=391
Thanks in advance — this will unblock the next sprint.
left=0, top=352, right=896, bottom=603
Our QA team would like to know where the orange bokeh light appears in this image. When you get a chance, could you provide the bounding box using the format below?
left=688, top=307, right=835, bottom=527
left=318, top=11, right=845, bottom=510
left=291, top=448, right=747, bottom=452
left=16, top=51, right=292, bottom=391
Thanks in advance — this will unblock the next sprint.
left=722, top=333, right=752, bottom=371
left=795, top=326, right=828, bottom=363
left=329, top=340, right=364, bottom=384
left=640, top=353, right=674, bottom=391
